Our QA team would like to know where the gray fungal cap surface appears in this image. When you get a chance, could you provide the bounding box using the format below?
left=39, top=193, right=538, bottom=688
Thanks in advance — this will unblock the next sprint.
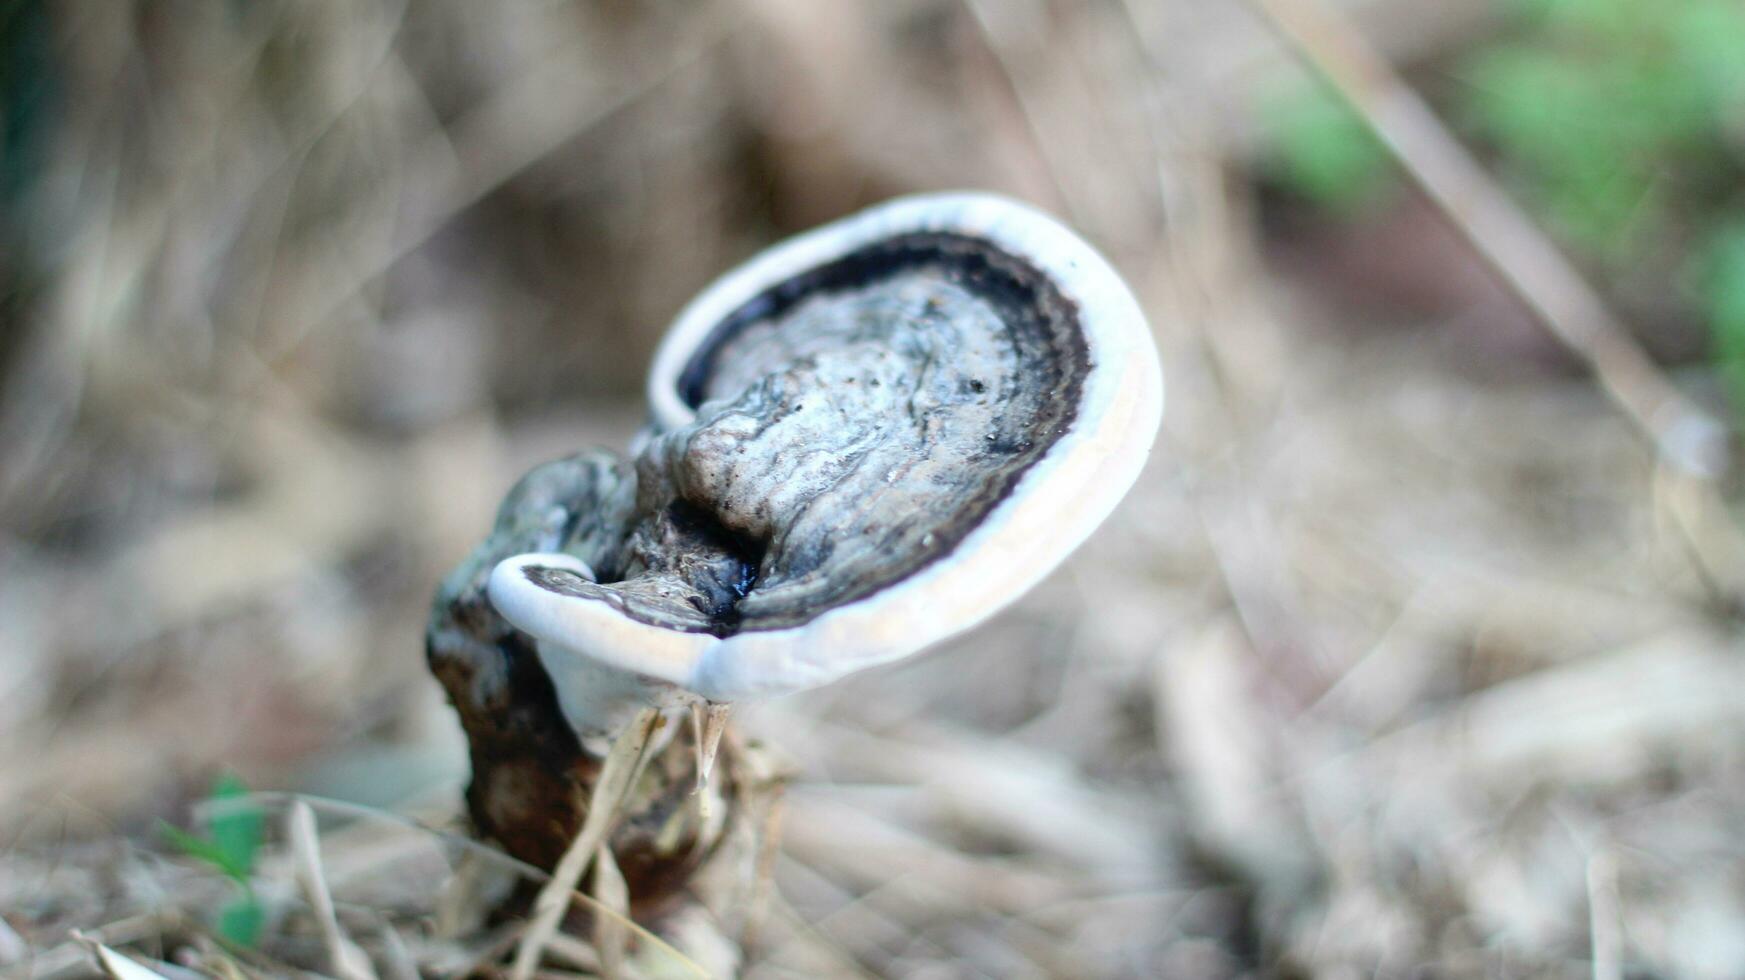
left=485, top=193, right=1162, bottom=707
left=623, top=232, right=1089, bottom=633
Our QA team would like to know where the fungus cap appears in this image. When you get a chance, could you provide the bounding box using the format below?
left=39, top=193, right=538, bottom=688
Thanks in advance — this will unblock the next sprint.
left=488, top=192, right=1162, bottom=703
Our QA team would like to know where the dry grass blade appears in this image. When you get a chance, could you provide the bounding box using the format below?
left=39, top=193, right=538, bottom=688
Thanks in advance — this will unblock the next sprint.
left=196, top=791, right=707, bottom=975
left=510, top=709, right=666, bottom=980
left=743, top=787, right=787, bottom=954
left=1346, top=629, right=1745, bottom=784
left=0, top=915, right=26, bottom=969
left=434, top=848, right=498, bottom=939
left=593, top=844, right=630, bottom=980
left=70, top=932, right=172, bottom=980
left=372, top=920, right=419, bottom=980
left=287, top=800, right=380, bottom=980
left=1586, top=848, right=1622, bottom=980
left=1154, top=617, right=1312, bottom=884
left=193, top=948, right=253, bottom=980
left=692, top=702, right=732, bottom=800
left=956, top=0, right=1079, bottom=224
left=24, top=914, right=186, bottom=980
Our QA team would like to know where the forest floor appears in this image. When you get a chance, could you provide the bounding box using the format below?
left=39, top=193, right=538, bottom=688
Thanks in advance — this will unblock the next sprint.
left=3, top=2, right=1742, bottom=977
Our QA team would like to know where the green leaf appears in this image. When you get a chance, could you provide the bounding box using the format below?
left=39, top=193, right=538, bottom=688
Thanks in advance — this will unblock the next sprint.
left=1699, top=226, right=1745, bottom=413
left=207, top=773, right=263, bottom=880
left=1542, top=154, right=1655, bottom=258
left=217, top=894, right=265, bottom=948
left=158, top=821, right=234, bottom=872
left=158, top=773, right=264, bottom=882
left=1704, top=230, right=1745, bottom=341
left=1509, top=0, right=1643, bottom=45
left=1262, top=81, right=1395, bottom=215
left=1461, top=46, right=1589, bottom=166
left=1456, top=14, right=1707, bottom=257
left=1671, top=1, right=1745, bottom=111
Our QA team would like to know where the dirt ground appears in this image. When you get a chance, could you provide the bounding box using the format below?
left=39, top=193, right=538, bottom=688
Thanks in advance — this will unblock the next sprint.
left=2, top=2, right=1741, bottom=977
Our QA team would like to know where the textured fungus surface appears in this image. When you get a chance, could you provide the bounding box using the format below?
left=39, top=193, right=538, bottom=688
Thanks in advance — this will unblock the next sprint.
left=426, top=452, right=733, bottom=885
left=523, top=232, right=1091, bottom=636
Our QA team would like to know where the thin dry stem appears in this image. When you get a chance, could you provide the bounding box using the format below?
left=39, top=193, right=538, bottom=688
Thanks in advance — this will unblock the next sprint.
left=510, top=709, right=665, bottom=980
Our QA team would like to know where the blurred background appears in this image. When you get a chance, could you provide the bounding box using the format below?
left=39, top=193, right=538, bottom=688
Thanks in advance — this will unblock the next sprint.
left=4, top=0, right=1745, bottom=976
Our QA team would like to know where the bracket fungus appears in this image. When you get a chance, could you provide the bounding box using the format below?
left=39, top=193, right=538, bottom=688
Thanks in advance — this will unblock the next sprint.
left=428, top=192, right=1161, bottom=907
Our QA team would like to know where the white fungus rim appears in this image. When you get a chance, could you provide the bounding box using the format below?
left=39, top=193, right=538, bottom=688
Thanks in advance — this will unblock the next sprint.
left=489, top=191, right=1163, bottom=702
